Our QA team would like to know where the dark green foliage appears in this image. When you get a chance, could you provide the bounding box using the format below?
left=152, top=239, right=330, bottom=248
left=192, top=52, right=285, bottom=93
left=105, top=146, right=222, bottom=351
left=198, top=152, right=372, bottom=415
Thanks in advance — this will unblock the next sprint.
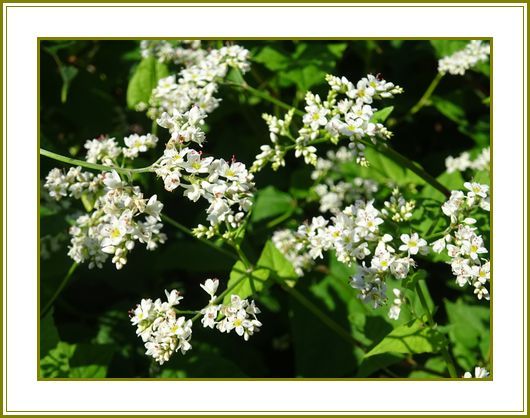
left=39, top=39, right=490, bottom=378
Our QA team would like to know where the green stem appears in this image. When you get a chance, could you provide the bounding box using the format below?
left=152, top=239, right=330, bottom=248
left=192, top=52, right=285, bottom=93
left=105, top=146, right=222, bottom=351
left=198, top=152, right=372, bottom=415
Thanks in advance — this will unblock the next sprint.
left=174, top=309, right=201, bottom=315
left=231, top=243, right=253, bottom=269
left=160, top=214, right=238, bottom=261
left=360, top=139, right=450, bottom=197
left=40, top=148, right=153, bottom=175
left=415, top=281, right=458, bottom=378
left=40, top=262, right=78, bottom=318
left=409, top=73, right=444, bottom=115
left=151, top=119, right=158, bottom=136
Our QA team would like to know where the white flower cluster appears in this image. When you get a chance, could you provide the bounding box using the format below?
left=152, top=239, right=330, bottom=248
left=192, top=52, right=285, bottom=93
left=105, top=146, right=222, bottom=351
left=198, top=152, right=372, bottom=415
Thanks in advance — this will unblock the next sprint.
left=251, top=110, right=295, bottom=172
left=122, top=133, right=159, bottom=159
left=84, top=136, right=122, bottom=164
left=438, top=40, right=490, bottom=76
left=272, top=229, right=316, bottom=277
left=140, top=40, right=206, bottom=66
left=153, top=106, right=254, bottom=232
left=314, top=179, right=378, bottom=214
left=463, top=366, right=489, bottom=378
left=310, top=146, right=379, bottom=214
left=431, top=182, right=490, bottom=300
left=84, top=134, right=158, bottom=164
left=273, top=199, right=427, bottom=316
left=47, top=170, right=166, bottom=270
left=253, top=74, right=402, bottom=171
left=147, top=44, right=250, bottom=119
left=131, top=279, right=262, bottom=365
left=44, top=166, right=102, bottom=201
left=445, top=147, right=490, bottom=173
left=381, top=188, right=416, bottom=222
left=200, top=279, right=262, bottom=341
left=130, top=289, right=192, bottom=365
left=349, top=232, right=427, bottom=310
left=310, top=146, right=357, bottom=179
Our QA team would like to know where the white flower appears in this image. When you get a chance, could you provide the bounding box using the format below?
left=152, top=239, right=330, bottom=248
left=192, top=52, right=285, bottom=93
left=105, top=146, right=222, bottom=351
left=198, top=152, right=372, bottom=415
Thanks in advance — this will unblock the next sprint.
left=303, top=104, right=329, bottom=130
left=215, top=294, right=262, bottom=341
left=200, top=304, right=220, bottom=329
left=432, top=237, right=447, bottom=253
left=145, top=195, right=163, bottom=220
left=464, top=366, right=490, bottom=378
left=182, top=150, right=213, bottom=174
left=122, top=133, right=158, bottom=159
left=200, top=278, right=219, bottom=300
left=464, top=182, right=489, bottom=206
left=399, top=233, right=428, bottom=255
left=164, top=289, right=183, bottom=306
left=103, top=170, right=123, bottom=189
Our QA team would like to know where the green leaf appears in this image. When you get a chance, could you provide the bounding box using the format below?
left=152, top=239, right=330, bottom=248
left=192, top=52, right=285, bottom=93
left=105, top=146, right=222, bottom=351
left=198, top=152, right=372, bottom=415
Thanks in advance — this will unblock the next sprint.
left=420, top=170, right=464, bottom=203
left=223, top=240, right=298, bottom=303
left=258, top=42, right=347, bottom=91
left=81, top=193, right=95, bottom=212
left=371, top=106, right=394, bottom=123
left=343, top=147, right=427, bottom=187
left=40, top=342, right=76, bottom=378
left=225, top=67, right=246, bottom=85
left=458, top=118, right=490, bottom=147
left=126, top=56, right=169, bottom=109
left=473, top=169, right=491, bottom=186
left=280, top=65, right=327, bottom=91
left=444, top=299, right=490, bottom=369
left=408, top=356, right=447, bottom=378
left=223, top=261, right=269, bottom=304
left=430, top=40, right=469, bottom=58
left=357, top=353, right=405, bottom=377
left=257, top=240, right=298, bottom=284
left=40, top=205, right=59, bottom=217
left=40, top=342, right=114, bottom=378
left=431, top=96, right=466, bottom=125
left=69, top=344, right=115, bottom=378
left=473, top=60, right=490, bottom=78
left=251, top=186, right=295, bottom=223
left=253, top=46, right=290, bottom=71
left=364, top=320, right=444, bottom=358
left=289, top=275, right=361, bottom=377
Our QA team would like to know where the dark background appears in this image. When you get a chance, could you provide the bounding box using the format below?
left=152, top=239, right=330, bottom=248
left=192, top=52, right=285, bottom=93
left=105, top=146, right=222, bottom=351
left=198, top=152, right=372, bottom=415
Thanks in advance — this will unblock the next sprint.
left=39, top=40, right=490, bottom=378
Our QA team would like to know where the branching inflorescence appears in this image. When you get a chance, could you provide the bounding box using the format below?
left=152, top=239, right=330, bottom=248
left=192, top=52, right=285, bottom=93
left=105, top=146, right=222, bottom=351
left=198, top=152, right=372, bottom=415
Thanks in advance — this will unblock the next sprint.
left=252, top=73, right=403, bottom=172
left=40, top=39, right=491, bottom=378
left=130, top=278, right=261, bottom=365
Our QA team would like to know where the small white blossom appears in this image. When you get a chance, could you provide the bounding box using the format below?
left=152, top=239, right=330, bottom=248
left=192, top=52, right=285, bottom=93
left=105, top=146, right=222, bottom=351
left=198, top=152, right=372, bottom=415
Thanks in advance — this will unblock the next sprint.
left=438, top=40, right=490, bottom=76
left=399, top=233, right=429, bottom=256
left=200, top=278, right=219, bottom=300
left=463, top=366, right=490, bottom=378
